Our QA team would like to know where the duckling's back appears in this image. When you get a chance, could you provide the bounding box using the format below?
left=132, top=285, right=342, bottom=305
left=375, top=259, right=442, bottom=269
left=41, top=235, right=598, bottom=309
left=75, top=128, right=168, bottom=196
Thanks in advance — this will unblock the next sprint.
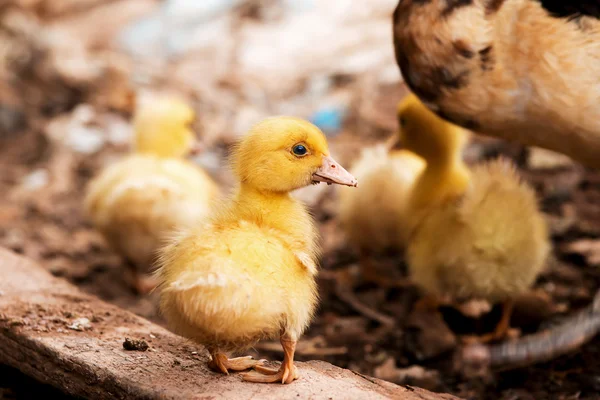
left=338, top=146, right=424, bottom=252
left=408, top=158, right=550, bottom=302
left=84, top=154, right=219, bottom=269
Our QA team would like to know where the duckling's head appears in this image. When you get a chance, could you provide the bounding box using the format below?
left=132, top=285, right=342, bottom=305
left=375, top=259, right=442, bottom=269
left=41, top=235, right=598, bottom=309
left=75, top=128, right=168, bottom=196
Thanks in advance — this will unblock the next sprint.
left=397, top=94, right=469, bottom=163
left=233, top=117, right=357, bottom=193
left=133, top=97, right=199, bottom=158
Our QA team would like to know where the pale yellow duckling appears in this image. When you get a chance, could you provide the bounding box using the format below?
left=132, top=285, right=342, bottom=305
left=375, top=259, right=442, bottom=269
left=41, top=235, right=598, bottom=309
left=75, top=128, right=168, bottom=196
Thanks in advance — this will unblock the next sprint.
left=155, top=117, right=357, bottom=384
left=84, top=97, right=219, bottom=294
left=399, top=94, right=550, bottom=341
left=338, top=134, right=425, bottom=287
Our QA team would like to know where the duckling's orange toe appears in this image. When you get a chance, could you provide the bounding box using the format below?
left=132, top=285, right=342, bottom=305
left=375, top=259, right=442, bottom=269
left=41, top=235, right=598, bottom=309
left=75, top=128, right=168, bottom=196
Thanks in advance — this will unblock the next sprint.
left=242, top=362, right=298, bottom=384
left=461, top=300, right=516, bottom=344
left=208, top=353, right=265, bottom=374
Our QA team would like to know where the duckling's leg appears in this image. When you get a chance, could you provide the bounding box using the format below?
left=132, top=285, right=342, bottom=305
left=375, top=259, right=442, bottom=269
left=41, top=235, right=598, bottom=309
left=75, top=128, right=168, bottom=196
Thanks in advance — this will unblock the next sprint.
left=207, top=349, right=265, bottom=374
left=241, top=331, right=299, bottom=384
left=478, top=300, right=516, bottom=343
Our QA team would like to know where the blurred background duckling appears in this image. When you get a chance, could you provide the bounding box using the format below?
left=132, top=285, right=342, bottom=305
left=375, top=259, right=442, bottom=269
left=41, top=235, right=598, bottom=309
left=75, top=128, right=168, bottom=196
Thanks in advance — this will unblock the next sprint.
left=398, top=94, right=550, bottom=342
left=338, top=132, right=424, bottom=287
left=155, top=117, right=357, bottom=384
left=84, top=95, right=220, bottom=294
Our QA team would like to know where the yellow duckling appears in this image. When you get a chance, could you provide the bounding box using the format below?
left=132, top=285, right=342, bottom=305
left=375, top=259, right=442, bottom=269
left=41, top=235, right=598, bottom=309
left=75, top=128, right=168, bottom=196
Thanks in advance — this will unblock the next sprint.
left=338, top=135, right=425, bottom=286
left=399, top=94, right=550, bottom=341
left=84, top=96, right=219, bottom=294
left=155, top=117, right=357, bottom=384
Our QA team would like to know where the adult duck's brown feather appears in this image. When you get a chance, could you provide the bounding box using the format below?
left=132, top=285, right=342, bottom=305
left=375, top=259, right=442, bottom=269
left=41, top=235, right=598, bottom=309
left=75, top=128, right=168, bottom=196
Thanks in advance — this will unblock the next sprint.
left=392, top=0, right=600, bottom=168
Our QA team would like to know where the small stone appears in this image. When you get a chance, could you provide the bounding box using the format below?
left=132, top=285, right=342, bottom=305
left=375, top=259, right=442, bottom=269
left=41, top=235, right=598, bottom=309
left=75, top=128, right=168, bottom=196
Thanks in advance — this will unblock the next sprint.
left=67, top=317, right=91, bottom=331
left=123, top=337, right=149, bottom=351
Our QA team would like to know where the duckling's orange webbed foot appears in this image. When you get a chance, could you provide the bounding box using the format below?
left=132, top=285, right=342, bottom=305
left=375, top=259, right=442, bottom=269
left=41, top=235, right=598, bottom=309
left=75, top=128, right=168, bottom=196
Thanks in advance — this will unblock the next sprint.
left=242, top=333, right=299, bottom=384
left=208, top=353, right=266, bottom=374
left=243, top=361, right=299, bottom=384
left=461, top=300, right=516, bottom=344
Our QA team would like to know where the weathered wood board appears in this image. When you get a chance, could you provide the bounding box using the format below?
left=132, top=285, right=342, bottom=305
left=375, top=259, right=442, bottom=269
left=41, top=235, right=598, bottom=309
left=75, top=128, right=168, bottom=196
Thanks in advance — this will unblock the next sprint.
left=0, top=248, right=460, bottom=399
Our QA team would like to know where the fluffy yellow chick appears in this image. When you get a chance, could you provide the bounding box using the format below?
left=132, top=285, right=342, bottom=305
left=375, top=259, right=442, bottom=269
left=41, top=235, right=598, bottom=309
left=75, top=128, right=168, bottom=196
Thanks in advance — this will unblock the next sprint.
left=338, top=137, right=424, bottom=286
left=399, top=94, right=550, bottom=341
left=155, top=117, right=357, bottom=384
left=84, top=97, right=219, bottom=294
left=393, top=0, right=600, bottom=168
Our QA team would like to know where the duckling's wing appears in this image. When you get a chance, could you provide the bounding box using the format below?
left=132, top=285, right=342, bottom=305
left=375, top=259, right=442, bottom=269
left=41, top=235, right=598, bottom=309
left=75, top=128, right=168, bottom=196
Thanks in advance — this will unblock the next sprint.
left=155, top=233, right=261, bottom=320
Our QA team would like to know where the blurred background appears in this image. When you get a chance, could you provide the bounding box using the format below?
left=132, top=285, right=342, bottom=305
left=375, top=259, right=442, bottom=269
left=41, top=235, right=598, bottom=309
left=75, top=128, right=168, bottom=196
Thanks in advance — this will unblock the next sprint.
left=1, top=1, right=599, bottom=399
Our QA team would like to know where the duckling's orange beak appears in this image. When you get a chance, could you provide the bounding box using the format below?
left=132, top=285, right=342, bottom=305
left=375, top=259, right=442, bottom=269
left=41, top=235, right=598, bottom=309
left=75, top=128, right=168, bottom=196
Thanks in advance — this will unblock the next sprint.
left=312, top=155, right=358, bottom=187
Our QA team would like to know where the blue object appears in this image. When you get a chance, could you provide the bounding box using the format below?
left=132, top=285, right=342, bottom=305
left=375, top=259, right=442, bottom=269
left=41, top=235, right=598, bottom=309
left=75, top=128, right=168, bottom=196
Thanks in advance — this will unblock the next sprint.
left=309, top=107, right=345, bottom=136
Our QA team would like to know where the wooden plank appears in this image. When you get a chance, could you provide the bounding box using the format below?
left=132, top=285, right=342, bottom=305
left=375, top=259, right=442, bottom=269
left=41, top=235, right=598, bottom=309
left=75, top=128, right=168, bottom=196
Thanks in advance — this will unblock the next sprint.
left=0, top=248, right=460, bottom=400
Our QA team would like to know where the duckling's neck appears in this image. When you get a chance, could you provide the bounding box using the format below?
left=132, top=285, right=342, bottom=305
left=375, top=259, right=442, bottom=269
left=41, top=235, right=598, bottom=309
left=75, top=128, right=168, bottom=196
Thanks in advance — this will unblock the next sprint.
left=134, top=133, right=188, bottom=159
left=135, top=146, right=184, bottom=159
left=232, top=183, right=316, bottom=243
left=410, top=154, right=471, bottom=210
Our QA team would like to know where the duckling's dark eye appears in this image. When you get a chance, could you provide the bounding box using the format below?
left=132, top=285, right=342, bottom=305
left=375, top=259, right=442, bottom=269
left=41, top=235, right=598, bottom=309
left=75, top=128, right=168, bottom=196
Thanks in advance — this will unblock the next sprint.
left=292, top=144, right=308, bottom=156
left=399, top=117, right=407, bottom=127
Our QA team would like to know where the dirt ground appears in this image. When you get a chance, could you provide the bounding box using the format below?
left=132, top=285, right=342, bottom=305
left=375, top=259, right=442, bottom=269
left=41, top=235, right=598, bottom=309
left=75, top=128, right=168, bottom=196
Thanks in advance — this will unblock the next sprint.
left=1, top=1, right=600, bottom=399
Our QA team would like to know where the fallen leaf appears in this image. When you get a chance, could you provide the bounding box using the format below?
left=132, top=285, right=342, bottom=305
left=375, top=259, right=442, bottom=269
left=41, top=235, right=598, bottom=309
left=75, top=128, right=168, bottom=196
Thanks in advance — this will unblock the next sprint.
left=528, top=147, right=574, bottom=170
